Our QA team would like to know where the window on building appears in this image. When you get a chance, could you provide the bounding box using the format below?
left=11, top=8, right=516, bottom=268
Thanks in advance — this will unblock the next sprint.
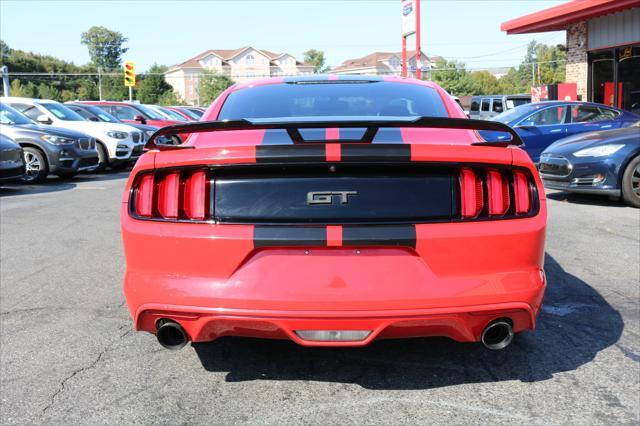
left=618, top=46, right=640, bottom=114
left=246, top=54, right=254, bottom=65
left=591, top=50, right=614, bottom=106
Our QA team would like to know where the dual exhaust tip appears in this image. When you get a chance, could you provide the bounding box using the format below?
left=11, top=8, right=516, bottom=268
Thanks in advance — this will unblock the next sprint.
left=480, top=319, right=514, bottom=350
left=156, top=319, right=189, bottom=350
left=155, top=318, right=514, bottom=351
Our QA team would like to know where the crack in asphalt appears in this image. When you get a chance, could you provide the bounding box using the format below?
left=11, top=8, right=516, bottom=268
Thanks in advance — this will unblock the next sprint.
left=40, top=323, right=134, bottom=416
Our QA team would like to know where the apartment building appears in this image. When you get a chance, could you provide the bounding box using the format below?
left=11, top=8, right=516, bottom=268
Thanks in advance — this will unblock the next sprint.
left=330, top=50, right=440, bottom=77
left=165, top=46, right=315, bottom=104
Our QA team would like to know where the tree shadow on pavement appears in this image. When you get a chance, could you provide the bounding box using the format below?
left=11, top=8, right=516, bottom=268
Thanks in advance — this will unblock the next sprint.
left=193, top=254, right=624, bottom=390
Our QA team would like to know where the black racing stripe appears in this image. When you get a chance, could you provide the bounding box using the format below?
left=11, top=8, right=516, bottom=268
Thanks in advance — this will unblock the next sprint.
left=256, top=145, right=326, bottom=163
left=342, top=225, right=417, bottom=248
left=341, top=144, right=411, bottom=162
left=254, top=226, right=327, bottom=248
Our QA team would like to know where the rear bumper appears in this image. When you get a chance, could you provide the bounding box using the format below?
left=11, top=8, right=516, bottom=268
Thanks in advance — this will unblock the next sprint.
left=124, top=240, right=547, bottom=346
left=134, top=299, right=543, bottom=347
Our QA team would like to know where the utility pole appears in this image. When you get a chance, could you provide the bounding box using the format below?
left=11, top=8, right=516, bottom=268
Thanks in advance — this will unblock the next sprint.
left=1, top=66, right=9, bottom=96
left=98, top=67, right=103, bottom=101
left=415, top=0, right=421, bottom=80
left=531, top=62, right=536, bottom=87
left=129, top=86, right=133, bottom=102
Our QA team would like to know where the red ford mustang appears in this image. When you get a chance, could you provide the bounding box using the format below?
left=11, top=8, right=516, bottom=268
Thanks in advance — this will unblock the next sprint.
left=121, top=75, right=547, bottom=351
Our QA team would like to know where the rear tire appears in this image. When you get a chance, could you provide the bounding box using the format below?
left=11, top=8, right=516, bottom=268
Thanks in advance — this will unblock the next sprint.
left=621, top=155, right=640, bottom=208
left=95, top=142, right=108, bottom=172
left=20, top=147, right=49, bottom=184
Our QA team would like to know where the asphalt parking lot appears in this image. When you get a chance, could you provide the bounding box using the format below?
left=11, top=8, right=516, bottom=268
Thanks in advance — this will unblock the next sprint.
left=1, top=171, right=638, bottom=425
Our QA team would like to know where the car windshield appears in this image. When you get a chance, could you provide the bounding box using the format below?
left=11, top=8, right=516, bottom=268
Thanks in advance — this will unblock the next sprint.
left=218, top=81, right=448, bottom=119
left=492, top=103, right=538, bottom=124
left=134, top=104, right=166, bottom=120
left=0, top=103, right=33, bottom=125
left=159, top=107, right=188, bottom=121
left=179, top=108, right=202, bottom=120
left=41, top=102, right=85, bottom=121
left=84, top=105, right=119, bottom=123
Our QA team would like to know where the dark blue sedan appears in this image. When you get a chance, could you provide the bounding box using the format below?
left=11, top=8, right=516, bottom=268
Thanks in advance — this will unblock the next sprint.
left=538, top=123, right=640, bottom=207
left=485, top=101, right=639, bottom=163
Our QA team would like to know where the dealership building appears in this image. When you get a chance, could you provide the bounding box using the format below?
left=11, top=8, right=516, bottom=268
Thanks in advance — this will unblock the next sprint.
left=502, top=0, right=639, bottom=113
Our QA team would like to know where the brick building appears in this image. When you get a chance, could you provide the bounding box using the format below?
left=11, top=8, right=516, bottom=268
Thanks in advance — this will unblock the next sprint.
left=502, top=0, right=639, bottom=113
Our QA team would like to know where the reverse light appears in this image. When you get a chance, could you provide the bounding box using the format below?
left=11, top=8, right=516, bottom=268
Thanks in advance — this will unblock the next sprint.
left=132, top=169, right=209, bottom=221
left=573, top=144, right=624, bottom=157
left=295, top=330, right=371, bottom=342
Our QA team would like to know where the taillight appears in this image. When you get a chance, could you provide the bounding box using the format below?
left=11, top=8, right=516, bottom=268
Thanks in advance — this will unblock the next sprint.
left=132, top=169, right=210, bottom=221
left=486, top=169, right=510, bottom=216
left=459, top=168, right=483, bottom=218
left=513, top=170, right=531, bottom=214
left=459, top=167, right=534, bottom=219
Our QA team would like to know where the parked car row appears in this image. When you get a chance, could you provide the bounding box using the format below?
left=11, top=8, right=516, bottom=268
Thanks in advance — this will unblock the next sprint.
left=477, top=100, right=640, bottom=207
left=0, top=98, right=205, bottom=184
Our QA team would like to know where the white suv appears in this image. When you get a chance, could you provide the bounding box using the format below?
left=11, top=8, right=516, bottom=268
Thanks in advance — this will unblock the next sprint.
left=1, top=97, right=145, bottom=169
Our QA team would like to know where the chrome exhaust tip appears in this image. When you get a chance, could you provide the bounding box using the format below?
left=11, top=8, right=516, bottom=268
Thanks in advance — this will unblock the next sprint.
left=481, top=319, right=514, bottom=350
left=156, top=319, right=188, bottom=350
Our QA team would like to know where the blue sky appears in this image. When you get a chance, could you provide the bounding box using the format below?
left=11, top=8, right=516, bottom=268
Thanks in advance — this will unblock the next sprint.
left=0, top=0, right=566, bottom=71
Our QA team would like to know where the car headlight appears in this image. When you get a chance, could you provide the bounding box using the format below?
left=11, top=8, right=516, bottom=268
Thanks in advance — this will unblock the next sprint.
left=40, top=135, right=75, bottom=145
left=106, top=130, right=128, bottom=139
left=573, top=144, right=625, bottom=157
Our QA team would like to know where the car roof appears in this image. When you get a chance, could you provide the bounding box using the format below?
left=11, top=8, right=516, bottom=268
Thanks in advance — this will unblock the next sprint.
left=229, top=75, right=443, bottom=92
left=1, top=97, right=57, bottom=104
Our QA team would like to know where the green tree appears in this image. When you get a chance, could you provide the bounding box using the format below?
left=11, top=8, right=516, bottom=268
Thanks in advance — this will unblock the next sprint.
left=157, top=90, right=181, bottom=106
left=516, top=40, right=566, bottom=88
left=431, top=58, right=475, bottom=95
left=303, top=49, right=328, bottom=73
left=80, top=26, right=128, bottom=70
left=136, top=63, right=175, bottom=104
left=197, top=73, right=234, bottom=105
left=38, top=83, right=60, bottom=101
left=469, top=71, right=500, bottom=95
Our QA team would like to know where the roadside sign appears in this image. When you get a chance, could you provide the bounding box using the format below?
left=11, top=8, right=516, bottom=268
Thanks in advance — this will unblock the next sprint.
left=401, top=0, right=416, bottom=37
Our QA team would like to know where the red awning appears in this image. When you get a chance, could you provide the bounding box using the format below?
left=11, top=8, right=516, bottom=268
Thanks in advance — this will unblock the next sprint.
left=501, top=0, right=640, bottom=34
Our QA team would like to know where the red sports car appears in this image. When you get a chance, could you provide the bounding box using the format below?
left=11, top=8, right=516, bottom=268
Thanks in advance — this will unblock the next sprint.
left=121, top=76, right=547, bottom=351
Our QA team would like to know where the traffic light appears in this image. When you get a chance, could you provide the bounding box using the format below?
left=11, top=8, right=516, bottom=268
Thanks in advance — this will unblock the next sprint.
left=124, top=61, right=136, bottom=87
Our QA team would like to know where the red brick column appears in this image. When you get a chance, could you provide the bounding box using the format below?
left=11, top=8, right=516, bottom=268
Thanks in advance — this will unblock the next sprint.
left=566, top=22, right=588, bottom=101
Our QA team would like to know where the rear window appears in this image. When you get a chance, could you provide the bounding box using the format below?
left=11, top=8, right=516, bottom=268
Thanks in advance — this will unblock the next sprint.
left=506, top=98, right=530, bottom=109
left=218, top=82, right=448, bottom=119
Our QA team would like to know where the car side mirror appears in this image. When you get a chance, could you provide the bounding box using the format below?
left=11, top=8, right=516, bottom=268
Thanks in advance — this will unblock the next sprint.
left=36, top=114, right=52, bottom=124
left=134, top=115, right=146, bottom=124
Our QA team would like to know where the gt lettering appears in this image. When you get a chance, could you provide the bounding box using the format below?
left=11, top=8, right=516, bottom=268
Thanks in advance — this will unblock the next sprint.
left=307, top=191, right=358, bottom=205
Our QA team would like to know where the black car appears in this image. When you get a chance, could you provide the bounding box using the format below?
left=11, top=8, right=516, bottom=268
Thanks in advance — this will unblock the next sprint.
left=0, top=134, right=25, bottom=183
left=539, top=122, right=640, bottom=207
left=0, top=103, right=98, bottom=183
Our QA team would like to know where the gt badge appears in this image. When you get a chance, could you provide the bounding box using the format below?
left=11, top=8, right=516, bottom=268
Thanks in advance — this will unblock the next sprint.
left=307, top=191, right=358, bottom=205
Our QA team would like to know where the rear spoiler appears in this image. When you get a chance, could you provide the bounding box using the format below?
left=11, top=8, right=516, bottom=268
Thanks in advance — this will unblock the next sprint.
left=145, top=116, right=522, bottom=151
